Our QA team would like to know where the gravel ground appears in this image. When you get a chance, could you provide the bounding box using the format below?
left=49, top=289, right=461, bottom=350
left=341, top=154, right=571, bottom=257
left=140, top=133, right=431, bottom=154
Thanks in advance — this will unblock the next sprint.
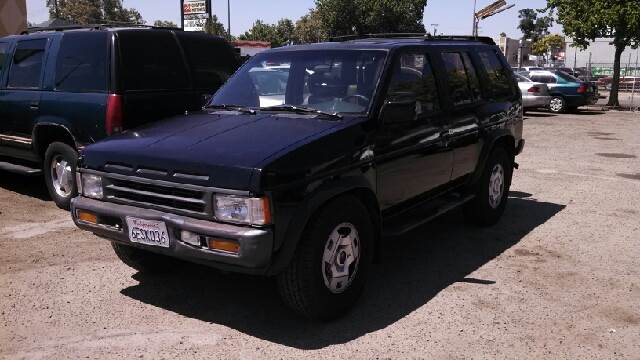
left=1, top=110, right=639, bottom=359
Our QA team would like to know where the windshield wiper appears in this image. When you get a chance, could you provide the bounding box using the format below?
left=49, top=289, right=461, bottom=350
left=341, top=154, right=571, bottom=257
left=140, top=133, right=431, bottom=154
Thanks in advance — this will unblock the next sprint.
left=260, top=105, right=342, bottom=120
left=205, top=104, right=256, bottom=115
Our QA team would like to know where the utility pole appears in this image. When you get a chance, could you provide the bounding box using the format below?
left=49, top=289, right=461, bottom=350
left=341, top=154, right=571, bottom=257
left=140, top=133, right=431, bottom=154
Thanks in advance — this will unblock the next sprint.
left=227, top=0, right=231, bottom=37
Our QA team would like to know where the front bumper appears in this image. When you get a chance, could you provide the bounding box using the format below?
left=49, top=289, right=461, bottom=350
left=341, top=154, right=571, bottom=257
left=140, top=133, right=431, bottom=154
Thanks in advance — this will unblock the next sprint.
left=71, top=197, right=274, bottom=274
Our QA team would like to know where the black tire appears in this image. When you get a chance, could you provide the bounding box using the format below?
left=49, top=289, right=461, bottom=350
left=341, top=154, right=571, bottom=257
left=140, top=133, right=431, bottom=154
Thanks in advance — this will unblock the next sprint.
left=548, top=96, right=566, bottom=113
left=464, top=147, right=513, bottom=227
left=111, top=242, right=178, bottom=273
left=277, top=195, right=374, bottom=321
left=43, top=142, right=78, bottom=210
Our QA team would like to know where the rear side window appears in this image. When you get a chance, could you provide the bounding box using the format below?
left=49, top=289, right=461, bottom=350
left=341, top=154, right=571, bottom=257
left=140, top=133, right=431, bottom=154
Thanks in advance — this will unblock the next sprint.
left=387, top=51, right=440, bottom=114
left=55, top=32, right=108, bottom=92
left=441, top=52, right=476, bottom=106
left=7, top=39, right=47, bottom=89
left=176, top=33, right=238, bottom=91
left=0, top=43, right=9, bottom=78
left=118, top=31, right=189, bottom=91
left=530, top=75, right=556, bottom=84
left=478, top=50, right=514, bottom=100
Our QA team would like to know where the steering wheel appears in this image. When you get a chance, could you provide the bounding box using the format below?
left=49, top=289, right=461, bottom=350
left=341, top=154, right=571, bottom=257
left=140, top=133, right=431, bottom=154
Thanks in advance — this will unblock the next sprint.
left=344, top=94, right=370, bottom=107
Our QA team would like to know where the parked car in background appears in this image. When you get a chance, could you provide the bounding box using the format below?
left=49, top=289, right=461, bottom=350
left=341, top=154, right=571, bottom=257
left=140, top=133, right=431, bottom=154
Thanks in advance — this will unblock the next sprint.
left=518, top=70, right=598, bottom=113
left=71, top=35, right=524, bottom=320
left=597, top=76, right=640, bottom=91
left=0, top=25, right=239, bottom=209
left=515, top=73, right=551, bottom=112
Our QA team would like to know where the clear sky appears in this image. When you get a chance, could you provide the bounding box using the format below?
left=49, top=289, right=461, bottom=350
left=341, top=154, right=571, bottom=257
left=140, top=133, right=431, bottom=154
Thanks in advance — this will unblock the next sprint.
left=26, top=0, right=561, bottom=38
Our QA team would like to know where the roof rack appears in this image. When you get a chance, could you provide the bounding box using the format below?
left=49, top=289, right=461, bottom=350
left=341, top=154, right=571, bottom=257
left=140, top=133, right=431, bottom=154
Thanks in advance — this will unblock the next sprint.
left=330, top=33, right=495, bottom=45
left=23, top=23, right=181, bottom=34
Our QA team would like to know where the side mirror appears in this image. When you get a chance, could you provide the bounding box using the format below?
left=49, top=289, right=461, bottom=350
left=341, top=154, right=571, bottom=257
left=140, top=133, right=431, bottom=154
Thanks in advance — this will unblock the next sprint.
left=380, top=98, right=416, bottom=125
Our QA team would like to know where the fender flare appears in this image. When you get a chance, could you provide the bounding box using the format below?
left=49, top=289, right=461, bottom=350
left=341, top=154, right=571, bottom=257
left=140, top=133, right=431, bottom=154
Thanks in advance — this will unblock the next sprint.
left=32, top=122, right=79, bottom=157
left=266, top=175, right=379, bottom=276
left=468, top=130, right=516, bottom=188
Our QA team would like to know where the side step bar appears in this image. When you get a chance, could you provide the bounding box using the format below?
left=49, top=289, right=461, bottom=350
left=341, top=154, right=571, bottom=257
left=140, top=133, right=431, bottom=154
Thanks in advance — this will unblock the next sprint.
left=0, top=161, right=42, bottom=176
left=383, top=194, right=474, bottom=237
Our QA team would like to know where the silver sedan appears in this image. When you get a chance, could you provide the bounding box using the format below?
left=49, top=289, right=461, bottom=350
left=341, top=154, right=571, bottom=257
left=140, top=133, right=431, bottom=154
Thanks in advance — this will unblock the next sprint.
left=516, top=73, right=551, bottom=111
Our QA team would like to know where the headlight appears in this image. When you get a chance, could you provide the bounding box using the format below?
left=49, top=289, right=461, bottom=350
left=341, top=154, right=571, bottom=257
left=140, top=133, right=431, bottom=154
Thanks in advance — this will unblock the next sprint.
left=81, top=173, right=103, bottom=199
left=214, top=195, right=270, bottom=225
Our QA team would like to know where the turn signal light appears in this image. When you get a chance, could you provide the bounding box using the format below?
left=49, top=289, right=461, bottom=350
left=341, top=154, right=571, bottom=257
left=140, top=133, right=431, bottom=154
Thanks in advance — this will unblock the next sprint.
left=208, top=238, right=240, bottom=254
left=77, top=210, right=98, bottom=224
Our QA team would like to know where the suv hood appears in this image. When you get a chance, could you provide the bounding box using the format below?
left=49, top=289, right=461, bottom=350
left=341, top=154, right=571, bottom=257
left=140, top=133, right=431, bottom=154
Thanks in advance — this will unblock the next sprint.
left=82, top=110, right=351, bottom=190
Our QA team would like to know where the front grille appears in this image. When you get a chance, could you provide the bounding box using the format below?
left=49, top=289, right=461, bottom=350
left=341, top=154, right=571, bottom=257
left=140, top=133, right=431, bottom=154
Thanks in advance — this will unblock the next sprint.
left=103, top=176, right=209, bottom=216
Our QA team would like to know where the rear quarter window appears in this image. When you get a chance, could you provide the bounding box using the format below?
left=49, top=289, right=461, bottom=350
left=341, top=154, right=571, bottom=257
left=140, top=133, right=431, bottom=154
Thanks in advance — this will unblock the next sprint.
left=55, top=32, right=108, bottom=92
left=117, top=30, right=189, bottom=91
left=175, top=32, right=238, bottom=91
left=478, top=50, right=515, bottom=100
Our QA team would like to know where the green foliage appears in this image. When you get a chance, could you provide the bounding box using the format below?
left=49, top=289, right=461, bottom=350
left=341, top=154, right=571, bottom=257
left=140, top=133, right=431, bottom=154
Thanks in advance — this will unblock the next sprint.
left=46, top=0, right=144, bottom=24
left=517, top=8, right=554, bottom=42
left=153, top=20, right=178, bottom=28
left=315, top=0, right=428, bottom=37
left=293, top=10, right=326, bottom=44
left=239, top=18, right=295, bottom=47
left=547, top=0, right=640, bottom=106
left=531, top=34, right=564, bottom=55
left=204, top=15, right=228, bottom=37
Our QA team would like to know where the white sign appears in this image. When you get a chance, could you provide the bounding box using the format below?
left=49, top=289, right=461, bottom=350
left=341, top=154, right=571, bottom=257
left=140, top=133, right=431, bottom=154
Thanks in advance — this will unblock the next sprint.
left=184, top=14, right=208, bottom=32
left=183, top=0, right=207, bottom=15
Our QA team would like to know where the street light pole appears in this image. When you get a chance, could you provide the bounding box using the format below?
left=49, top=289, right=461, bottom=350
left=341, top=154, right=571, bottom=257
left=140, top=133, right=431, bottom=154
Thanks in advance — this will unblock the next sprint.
left=472, top=0, right=477, bottom=36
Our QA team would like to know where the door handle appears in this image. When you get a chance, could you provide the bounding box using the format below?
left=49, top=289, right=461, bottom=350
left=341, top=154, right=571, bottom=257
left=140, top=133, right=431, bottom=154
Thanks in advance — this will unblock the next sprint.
left=29, top=101, right=39, bottom=110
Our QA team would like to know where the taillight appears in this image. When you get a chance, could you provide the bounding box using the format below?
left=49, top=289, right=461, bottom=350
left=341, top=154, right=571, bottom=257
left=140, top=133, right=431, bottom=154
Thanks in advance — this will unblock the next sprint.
left=105, top=94, right=123, bottom=135
left=577, top=84, right=588, bottom=94
left=528, top=86, right=540, bottom=93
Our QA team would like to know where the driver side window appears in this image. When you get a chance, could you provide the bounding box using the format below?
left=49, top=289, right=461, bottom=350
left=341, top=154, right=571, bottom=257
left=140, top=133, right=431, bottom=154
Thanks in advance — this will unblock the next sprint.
left=386, top=51, right=440, bottom=117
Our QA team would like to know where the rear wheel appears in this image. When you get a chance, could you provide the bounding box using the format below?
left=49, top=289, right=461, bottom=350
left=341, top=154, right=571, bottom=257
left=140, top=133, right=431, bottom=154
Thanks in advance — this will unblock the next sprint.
left=277, top=195, right=374, bottom=321
left=549, top=96, right=566, bottom=113
left=43, top=142, right=78, bottom=210
left=464, top=147, right=513, bottom=226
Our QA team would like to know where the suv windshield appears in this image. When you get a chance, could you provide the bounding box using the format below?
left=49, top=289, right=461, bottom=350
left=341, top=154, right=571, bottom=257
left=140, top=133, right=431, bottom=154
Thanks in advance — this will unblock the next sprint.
left=211, top=50, right=387, bottom=114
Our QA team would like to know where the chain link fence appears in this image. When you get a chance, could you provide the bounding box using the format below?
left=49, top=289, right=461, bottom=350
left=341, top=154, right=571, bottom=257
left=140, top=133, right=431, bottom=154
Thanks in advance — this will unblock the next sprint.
left=571, top=61, right=639, bottom=111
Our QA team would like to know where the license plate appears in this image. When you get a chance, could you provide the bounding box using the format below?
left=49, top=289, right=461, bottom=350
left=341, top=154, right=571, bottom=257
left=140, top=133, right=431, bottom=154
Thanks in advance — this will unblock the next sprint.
left=126, top=217, right=170, bottom=248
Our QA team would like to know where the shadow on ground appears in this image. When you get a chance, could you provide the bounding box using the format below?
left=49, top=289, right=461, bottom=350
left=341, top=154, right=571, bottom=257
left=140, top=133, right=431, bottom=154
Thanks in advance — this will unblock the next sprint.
left=0, top=170, right=50, bottom=201
left=121, top=193, right=565, bottom=350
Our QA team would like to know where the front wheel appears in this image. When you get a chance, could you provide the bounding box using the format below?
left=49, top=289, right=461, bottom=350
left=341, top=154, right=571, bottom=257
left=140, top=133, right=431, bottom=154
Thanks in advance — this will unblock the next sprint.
left=464, top=147, right=513, bottom=227
left=549, top=96, right=566, bottom=113
left=277, top=195, right=374, bottom=321
left=44, top=142, right=78, bottom=210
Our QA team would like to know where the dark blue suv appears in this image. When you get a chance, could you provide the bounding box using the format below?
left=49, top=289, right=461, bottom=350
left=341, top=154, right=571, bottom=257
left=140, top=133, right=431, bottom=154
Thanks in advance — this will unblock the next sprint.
left=0, top=25, right=239, bottom=208
left=71, top=35, right=524, bottom=320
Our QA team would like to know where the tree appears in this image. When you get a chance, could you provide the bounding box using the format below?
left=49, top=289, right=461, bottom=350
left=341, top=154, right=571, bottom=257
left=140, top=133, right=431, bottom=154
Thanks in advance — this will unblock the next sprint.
left=204, top=15, right=227, bottom=36
left=46, top=0, right=144, bottom=24
left=153, top=20, right=178, bottom=28
left=518, top=8, right=554, bottom=42
left=239, top=18, right=295, bottom=47
left=275, top=19, right=295, bottom=46
left=532, top=34, right=565, bottom=65
left=315, top=0, right=428, bottom=37
left=546, top=0, right=640, bottom=107
left=293, top=9, right=326, bottom=44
